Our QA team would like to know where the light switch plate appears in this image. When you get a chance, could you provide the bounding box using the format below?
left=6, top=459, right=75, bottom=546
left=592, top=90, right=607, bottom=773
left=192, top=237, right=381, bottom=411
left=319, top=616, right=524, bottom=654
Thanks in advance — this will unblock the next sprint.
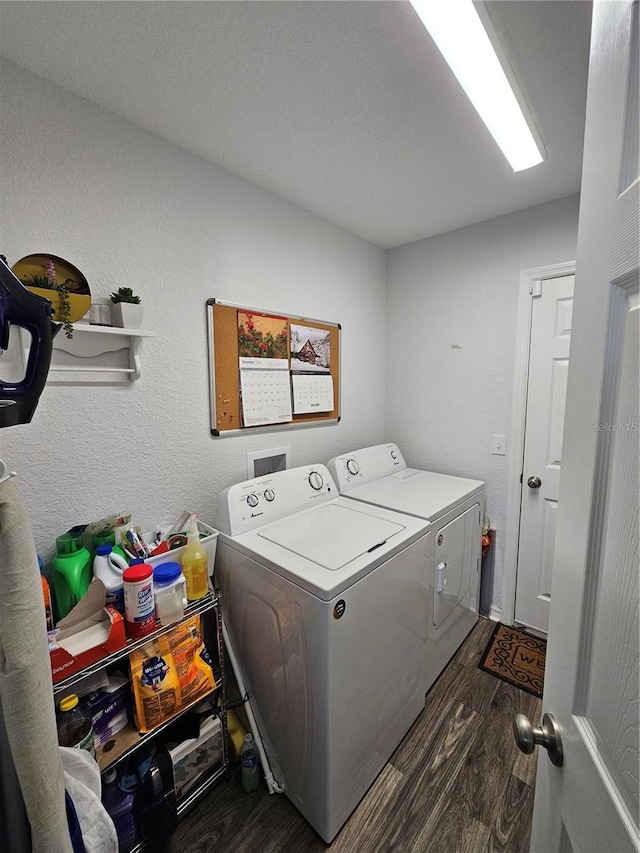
left=492, top=434, right=507, bottom=456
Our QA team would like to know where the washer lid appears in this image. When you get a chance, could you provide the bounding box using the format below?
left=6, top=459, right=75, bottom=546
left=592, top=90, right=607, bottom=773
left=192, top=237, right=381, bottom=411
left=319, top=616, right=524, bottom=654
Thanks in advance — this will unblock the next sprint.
left=258, top=503, right=405, bottom=570
left=346, top=469, right=484, bottom=521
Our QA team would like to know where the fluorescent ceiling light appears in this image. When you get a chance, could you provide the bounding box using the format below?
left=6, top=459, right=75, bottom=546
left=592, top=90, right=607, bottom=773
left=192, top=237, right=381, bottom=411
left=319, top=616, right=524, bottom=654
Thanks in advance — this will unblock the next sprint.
left=410, top=0, right=545, bottom=172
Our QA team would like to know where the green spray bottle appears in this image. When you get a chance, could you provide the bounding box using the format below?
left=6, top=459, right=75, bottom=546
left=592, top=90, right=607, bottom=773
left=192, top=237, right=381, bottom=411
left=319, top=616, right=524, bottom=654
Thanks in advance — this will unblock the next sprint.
left=52, top=532, right=92, bottom=621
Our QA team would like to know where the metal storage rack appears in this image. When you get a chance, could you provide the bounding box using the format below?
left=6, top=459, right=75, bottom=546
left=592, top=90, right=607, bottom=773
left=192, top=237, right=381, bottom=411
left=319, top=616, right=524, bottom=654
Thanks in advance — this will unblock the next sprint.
left=53, top=589, right=229, bottom=848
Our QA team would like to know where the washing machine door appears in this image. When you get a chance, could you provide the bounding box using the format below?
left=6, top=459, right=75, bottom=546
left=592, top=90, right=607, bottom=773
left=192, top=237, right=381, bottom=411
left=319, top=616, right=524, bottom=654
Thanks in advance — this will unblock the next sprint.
left=433, top=503, right=480, bottom=627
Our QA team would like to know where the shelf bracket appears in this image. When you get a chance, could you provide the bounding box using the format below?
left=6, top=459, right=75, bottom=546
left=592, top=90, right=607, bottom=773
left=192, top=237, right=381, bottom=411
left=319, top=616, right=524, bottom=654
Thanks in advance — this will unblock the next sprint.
left=19, top=324, right=156, bottom=383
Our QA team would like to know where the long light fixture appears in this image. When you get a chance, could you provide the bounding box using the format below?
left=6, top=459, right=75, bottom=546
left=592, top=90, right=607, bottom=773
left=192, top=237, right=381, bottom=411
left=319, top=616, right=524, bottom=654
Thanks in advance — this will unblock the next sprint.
left=410, top=0, right=545, bottom=172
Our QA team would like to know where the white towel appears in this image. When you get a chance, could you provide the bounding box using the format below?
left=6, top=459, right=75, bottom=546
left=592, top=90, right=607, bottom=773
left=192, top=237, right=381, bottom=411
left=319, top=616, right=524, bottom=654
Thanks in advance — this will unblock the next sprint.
left=60, top=747, right=117, bottom=853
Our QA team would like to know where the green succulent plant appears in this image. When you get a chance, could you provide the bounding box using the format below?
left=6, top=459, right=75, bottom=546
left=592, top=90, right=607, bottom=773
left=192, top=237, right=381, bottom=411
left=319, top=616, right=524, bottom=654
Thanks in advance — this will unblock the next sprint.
left=110, top=286, right=141, bottom=304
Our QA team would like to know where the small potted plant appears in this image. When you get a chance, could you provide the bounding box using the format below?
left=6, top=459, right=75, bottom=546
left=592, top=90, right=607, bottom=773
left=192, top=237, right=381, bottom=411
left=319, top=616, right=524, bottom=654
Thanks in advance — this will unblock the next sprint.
left=110, top=286, right=143, bottom=329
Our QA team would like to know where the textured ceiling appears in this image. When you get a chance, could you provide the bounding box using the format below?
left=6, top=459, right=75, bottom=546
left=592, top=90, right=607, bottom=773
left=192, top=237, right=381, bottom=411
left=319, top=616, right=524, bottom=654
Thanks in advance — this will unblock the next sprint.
left=0, top=1, right=592, bottom=248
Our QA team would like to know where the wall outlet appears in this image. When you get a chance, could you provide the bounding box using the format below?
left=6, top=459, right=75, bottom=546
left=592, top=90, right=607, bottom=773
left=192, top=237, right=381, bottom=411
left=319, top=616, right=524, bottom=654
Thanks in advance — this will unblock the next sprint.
left=492, top=434, right=507, bottom=456
left=247, top=446, right=291, bottom=479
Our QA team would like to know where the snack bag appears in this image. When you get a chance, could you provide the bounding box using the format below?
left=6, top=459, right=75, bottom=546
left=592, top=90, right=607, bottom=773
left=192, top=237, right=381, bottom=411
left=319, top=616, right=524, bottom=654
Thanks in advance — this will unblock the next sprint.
left=129, top=616, right=216, bottom=732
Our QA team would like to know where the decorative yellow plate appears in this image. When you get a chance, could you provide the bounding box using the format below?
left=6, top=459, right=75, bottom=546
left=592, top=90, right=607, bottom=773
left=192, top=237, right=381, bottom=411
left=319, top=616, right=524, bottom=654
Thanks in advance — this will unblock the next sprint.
left=12, top=253, right=91, bottom=323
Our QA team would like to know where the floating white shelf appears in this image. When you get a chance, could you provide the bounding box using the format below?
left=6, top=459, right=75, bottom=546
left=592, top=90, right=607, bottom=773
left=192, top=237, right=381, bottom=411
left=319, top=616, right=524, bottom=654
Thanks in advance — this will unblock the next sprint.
left=22, top=323, right=157, bottom=382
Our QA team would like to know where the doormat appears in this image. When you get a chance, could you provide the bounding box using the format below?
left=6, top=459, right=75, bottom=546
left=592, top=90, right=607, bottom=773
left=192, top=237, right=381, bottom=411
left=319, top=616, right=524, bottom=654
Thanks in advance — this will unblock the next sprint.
left=478, top=623, right=546, bottom=698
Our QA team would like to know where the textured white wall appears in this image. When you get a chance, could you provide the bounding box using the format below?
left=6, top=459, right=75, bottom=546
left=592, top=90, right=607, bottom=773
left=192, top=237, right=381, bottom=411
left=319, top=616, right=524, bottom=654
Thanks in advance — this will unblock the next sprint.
left=0, top=60, right=387, bottom=563
left=386, top=196, right=580, bottom=616
left=0, top=61, right=582, bottom=615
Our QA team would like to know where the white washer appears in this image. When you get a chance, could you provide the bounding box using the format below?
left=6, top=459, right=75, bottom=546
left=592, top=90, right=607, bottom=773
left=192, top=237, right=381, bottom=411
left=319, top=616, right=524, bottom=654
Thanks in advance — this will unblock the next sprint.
left=327, top=443, right=484, bottom=691
left=214, top=464, right=431, bottom=843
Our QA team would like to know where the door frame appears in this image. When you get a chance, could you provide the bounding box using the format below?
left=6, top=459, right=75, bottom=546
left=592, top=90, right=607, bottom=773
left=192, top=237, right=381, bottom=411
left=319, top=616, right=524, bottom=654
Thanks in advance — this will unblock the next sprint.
left=501, top=260, right=576, bottom=628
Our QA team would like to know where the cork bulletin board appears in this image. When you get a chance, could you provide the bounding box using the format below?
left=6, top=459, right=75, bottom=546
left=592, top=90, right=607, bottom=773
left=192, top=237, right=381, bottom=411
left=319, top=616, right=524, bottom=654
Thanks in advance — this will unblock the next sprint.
left=206, top=299, right=341, bottom=436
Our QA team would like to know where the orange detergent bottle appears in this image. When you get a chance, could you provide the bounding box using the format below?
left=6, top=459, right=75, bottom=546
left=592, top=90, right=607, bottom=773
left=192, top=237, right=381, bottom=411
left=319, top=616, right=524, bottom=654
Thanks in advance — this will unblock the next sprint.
left=39, top=555, right=54, bottom=631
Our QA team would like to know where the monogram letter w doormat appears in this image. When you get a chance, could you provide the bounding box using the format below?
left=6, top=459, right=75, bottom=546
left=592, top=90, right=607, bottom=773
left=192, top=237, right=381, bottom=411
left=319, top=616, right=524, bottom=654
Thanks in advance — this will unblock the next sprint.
left=478, top=623, right=546, bottom=698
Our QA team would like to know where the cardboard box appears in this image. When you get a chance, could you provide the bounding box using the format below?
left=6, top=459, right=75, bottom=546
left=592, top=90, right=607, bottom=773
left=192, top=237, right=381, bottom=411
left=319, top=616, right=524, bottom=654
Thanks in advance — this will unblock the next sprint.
left=168, top=715, right=222, bottom=799
left=82, top=673, right=131, bottom=745
left=49, top=581, right=126, bottom=684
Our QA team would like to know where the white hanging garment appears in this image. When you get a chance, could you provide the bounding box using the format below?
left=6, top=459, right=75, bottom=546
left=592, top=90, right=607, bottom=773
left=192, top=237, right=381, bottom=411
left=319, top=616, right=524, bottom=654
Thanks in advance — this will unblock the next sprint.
left=60, top=747, right=118, bottom=853
left=0, top=478, right=73, bottom=852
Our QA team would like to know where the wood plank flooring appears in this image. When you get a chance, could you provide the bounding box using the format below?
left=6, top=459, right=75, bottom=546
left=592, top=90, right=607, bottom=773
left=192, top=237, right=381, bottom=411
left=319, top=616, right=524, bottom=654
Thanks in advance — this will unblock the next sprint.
left=168, top=618, right=542, bottom=852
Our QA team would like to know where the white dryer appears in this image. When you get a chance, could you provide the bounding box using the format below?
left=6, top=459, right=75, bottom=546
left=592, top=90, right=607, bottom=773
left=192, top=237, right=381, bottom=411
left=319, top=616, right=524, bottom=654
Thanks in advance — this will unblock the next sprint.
left=327, top=443, right=484, bottom=692
left=214, top=464, right=432, bottom=843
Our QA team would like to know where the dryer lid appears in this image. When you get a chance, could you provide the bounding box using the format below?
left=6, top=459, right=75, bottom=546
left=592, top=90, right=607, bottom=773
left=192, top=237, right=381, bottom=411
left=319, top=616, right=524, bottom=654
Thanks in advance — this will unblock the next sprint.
left=346, top=469, right=483, bottom=521
left=258, top=503, right=405, bottom=570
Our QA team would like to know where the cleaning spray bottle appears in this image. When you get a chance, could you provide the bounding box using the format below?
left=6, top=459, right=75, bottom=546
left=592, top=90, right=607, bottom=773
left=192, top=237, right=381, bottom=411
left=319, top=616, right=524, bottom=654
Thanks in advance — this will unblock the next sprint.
left=180, top=516, right=209, bottom=601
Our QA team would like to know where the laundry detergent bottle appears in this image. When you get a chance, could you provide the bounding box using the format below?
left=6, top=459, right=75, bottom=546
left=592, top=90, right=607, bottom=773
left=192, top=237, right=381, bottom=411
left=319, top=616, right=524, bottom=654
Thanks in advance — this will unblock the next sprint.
left=93, top=543, right=129, bottom=613
left=101, top=767, right=138, bottom=852
left=92, top=529, right=128, bottom=564
left=53, top=533, right=92, bottom=620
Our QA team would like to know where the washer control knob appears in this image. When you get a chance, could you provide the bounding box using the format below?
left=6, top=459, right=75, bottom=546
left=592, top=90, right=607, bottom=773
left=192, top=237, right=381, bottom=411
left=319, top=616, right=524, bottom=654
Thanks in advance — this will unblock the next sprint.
left=246, top=493, right=259, bottom=508
left=390, top=449, right=397, bottom=460
left=346, top=459, right=360, bottom=476
left=264, top=488, right=275, bottom=502
left=308, top=471, right=324, bottom=491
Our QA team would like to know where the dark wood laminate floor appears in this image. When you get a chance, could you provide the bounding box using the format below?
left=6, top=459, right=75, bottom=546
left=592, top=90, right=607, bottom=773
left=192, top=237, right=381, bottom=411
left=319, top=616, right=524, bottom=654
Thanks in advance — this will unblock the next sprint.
left=168, top=618, right=542, bottom=853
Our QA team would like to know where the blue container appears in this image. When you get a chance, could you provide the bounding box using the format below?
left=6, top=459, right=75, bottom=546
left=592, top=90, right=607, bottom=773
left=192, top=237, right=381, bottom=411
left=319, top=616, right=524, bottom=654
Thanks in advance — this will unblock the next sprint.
left=102, top=768, right=137, bottom=852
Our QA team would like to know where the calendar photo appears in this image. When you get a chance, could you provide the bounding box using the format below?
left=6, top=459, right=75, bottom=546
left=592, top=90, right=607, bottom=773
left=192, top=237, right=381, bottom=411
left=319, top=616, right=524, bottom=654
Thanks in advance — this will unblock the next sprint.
left=290, top=324, right=331, bottom=373
left=238, top=311, right=288, bottom=360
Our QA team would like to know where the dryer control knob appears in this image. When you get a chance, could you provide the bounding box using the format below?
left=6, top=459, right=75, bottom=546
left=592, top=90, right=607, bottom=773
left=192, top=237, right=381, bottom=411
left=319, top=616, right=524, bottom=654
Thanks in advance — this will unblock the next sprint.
left=264, top=488, right=275, bottom=502
left=390, top=449, right=397, bottom=460
left=246, top=493, right=259, bottom=508
left=308, top=471, right=324, bottom=490
left=346, top=459, right=359, bottom=476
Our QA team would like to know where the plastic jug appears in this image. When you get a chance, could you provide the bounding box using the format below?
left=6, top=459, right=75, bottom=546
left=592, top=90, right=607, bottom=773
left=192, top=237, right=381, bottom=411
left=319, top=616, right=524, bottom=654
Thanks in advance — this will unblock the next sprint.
left=56, top=694, right=96, bottom=758
left=136, top=747, right=178, bottom=845
left=101, top=767, right=137, bottom=852
left=93, top=544, right=129, bottom=613
left=52, top=533, right=92, bottom=620
left=91, top=529, right=128, bottom=563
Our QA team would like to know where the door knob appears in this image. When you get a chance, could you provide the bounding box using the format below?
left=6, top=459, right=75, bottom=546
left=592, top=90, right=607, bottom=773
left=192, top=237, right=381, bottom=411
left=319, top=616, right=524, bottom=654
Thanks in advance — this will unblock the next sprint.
left=513, top=712, right=563, bottom=766
left=527, top=475, right=542, bottom=489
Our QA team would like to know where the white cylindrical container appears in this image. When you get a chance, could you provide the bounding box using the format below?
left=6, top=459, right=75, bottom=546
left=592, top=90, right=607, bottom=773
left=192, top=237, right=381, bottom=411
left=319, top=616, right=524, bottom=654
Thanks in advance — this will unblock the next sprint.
left=93, top=544, right=128, bottom=613
left=153, top=561, right=186, bottom=625
left=123, top=563, right=156, bottom=638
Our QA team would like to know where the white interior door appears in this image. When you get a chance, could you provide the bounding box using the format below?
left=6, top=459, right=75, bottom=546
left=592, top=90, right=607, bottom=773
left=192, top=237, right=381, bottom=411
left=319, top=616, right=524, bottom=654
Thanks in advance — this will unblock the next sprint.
left=515, top=274, right=574, bottom=634
left=530, top=2, right=639, bottom=852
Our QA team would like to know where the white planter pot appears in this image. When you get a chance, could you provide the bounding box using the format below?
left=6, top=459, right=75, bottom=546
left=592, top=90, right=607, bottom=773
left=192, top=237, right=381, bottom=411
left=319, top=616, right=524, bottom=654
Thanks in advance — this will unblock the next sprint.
left=111, top=302, right=143, bottom=330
